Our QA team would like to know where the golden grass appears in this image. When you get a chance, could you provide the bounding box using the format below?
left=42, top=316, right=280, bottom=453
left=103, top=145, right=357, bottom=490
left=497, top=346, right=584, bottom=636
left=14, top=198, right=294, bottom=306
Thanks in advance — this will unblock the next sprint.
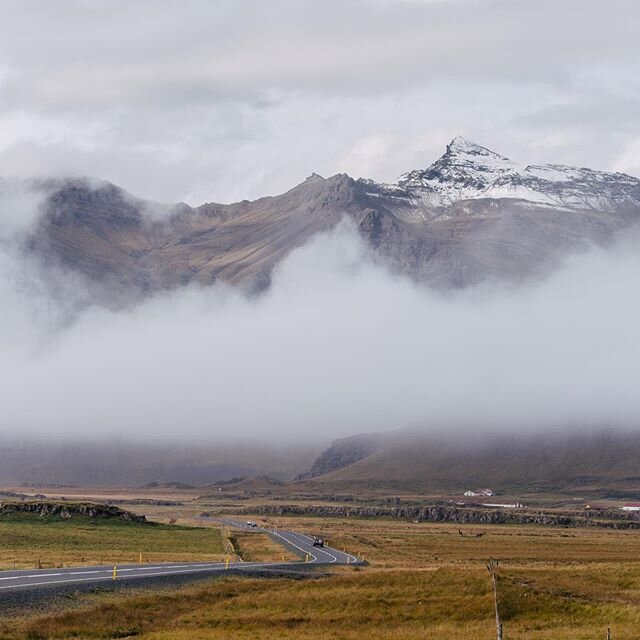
left=2, top=571, right=496, bottom=640
left=230, top=531, right=298, bottom=563
left=5, top=516, right=640, bottom=639
left=253, top=515, right=640, bottom=569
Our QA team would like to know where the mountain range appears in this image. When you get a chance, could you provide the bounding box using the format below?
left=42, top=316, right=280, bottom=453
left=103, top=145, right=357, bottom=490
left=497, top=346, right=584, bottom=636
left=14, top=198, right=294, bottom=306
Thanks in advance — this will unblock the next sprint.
left=10, top=137, right=640, bottom=302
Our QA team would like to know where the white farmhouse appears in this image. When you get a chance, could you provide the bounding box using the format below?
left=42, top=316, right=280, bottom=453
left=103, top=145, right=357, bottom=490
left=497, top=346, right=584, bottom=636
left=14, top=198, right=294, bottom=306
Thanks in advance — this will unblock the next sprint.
left=464, top=488, right=494, bottom=497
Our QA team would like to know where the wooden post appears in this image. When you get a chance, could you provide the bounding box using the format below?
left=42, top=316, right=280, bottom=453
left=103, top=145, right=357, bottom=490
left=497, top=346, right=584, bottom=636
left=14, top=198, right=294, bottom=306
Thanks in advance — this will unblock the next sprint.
left=607, top=627, right=611, bottom=640
left=487, top=558, right=502, bottom=640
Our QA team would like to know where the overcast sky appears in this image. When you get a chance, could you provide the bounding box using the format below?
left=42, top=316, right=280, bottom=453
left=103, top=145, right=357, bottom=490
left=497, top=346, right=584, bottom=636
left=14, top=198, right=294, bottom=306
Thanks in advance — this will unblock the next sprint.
left=1, top=0, right=639, bottom=205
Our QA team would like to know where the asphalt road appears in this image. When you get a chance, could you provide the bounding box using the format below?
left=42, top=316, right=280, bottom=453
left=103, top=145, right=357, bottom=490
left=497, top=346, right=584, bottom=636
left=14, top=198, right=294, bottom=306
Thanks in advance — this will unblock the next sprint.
left=0, top=519, right=359, bottom=593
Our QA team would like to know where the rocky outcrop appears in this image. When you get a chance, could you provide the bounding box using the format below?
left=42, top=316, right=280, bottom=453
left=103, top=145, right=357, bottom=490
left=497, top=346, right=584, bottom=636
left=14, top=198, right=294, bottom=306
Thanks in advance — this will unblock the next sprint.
left=0, top=501, right=147, bottom=523
left=296, top=434, right=383, bottom=480
left=224, top=503, right=640, bottom=530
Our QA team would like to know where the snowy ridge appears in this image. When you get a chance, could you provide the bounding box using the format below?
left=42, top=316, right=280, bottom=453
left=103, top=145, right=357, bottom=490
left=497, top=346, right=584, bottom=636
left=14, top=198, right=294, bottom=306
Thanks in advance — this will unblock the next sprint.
left=364, top=137, right=640, bottom=215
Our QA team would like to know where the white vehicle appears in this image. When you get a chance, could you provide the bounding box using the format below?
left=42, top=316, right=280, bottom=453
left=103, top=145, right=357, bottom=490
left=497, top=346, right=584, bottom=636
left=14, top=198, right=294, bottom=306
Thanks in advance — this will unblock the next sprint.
left=246, top=520, right=258, bottom=528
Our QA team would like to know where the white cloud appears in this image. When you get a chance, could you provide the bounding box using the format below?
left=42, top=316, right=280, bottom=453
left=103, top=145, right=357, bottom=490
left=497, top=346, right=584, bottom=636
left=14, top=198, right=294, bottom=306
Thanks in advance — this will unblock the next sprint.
left=0, top=179, right=47, bottom=239
left=614, top=138, right=640, bottom=178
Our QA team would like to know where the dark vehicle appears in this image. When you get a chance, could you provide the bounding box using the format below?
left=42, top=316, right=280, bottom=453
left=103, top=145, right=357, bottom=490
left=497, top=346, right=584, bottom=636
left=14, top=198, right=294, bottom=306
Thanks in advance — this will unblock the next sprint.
left=312, top=536, right=324, bottom=547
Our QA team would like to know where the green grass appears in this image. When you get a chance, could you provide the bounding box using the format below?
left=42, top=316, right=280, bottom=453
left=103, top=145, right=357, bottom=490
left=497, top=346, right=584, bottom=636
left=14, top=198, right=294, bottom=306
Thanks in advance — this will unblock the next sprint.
left=0, top=513, right=224, bottom=569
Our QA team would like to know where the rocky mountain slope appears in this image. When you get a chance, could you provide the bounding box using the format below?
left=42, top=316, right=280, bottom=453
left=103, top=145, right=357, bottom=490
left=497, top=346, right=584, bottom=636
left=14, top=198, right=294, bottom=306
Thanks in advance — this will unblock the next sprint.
left=365, top=137, right=640, bottom=211
left=297, top=429, right=640, bottom=492
left=295, top=433, right=386, bottom=480
left=10, top=137, right=640, bottom=301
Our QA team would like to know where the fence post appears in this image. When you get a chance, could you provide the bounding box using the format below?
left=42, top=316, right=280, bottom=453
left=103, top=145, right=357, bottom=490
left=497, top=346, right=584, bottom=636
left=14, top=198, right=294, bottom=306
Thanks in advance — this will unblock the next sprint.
left=607, top=627, right=611, bottom=640
left=487, top=558, right=502, bottom=640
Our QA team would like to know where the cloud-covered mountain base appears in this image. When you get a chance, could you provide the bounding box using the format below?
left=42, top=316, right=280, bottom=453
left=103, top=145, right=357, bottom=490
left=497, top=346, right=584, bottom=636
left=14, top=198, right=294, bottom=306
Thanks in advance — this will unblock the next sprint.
left=298, top=428, right=640, bottom=492
left=2, top=216, right=640, bottom=448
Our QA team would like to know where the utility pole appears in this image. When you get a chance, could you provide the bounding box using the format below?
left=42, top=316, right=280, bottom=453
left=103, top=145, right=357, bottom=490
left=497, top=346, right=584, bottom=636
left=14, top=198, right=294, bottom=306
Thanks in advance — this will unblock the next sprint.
left=487, top=558, right=502, bottom=640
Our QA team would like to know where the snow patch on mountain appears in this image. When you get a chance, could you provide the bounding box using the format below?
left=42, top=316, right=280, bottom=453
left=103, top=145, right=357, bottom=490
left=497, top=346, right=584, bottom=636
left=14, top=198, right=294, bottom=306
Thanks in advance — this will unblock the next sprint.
left=365, top=137, right=640, bottom=214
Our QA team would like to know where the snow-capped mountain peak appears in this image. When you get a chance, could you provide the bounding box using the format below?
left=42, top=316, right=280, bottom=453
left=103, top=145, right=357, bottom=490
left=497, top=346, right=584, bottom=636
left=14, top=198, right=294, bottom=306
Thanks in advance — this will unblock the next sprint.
left=445, top=136, right=510, bottom=163
left=392, top=138, right=519, bottom=207
left=382, top=138, right=640, bottom=213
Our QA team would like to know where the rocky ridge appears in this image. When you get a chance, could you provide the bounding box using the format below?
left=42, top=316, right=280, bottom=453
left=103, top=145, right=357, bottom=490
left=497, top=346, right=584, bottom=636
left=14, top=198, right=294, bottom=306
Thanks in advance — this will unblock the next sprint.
left=228, top=502, right=640, bottom=530
left=295, top=434, right=385, bottom=480
left=362, top=137, right=640, bottom=213
left=0, top=501, right=147, bottom=523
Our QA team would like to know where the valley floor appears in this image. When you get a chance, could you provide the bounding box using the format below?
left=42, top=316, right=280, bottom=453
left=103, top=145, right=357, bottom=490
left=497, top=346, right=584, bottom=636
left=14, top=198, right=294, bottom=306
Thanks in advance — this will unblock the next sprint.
left=4, top=515, right=640, bottom=639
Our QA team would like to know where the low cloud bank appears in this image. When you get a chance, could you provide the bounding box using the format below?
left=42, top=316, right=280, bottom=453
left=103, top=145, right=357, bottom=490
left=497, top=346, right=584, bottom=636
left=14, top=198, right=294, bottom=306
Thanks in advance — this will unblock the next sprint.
left=1, top=197, right=640, bottom=442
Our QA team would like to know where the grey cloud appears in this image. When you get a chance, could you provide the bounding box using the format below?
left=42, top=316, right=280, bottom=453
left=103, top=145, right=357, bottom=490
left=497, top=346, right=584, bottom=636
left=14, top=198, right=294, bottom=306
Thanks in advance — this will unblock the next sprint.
left=1, top=207, right=640, bottom=443
left=1, top=0, right=638, bottom=107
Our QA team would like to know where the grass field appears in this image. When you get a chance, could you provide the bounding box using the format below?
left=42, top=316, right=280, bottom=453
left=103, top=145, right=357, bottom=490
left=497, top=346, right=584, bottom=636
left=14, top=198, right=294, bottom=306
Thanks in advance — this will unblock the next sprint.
left=254, top=515, right=640, bottom=568
left=4, top=515, right=640, bottom=639
left=0, top=513, right=225, bottom=569
left=229, top=530, right=298, bottom=563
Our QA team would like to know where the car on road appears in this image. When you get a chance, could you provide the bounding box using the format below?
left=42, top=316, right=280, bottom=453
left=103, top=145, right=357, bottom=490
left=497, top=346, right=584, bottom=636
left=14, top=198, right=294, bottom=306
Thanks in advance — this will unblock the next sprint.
left=246, top=520, right=258, bottom=528
left=312, top=536, right=324, bottom=547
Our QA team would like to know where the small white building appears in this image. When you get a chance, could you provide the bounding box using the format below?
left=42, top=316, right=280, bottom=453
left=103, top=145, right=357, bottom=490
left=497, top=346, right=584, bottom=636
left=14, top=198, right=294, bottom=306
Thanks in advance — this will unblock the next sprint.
left=481, top=502, right=524, bottom=509
left=621, top=503, right=640, bottom=511
left=464, top=488, right=494, bottom=497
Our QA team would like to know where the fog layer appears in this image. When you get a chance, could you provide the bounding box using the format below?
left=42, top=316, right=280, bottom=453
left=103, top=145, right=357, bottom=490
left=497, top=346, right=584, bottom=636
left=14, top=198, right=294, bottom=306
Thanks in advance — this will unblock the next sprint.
left=1, top=206, right=640, bottom=441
